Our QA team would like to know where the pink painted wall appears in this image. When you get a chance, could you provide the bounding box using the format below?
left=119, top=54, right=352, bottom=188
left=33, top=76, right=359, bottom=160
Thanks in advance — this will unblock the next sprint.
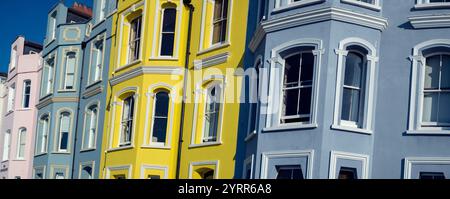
left=0, top=36, right=42, bottom=179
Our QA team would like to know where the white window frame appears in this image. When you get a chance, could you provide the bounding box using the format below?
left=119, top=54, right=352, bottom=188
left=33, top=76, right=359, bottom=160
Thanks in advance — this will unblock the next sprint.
left=49, top=11, right=57, bottom=43
left=10, top=46, right=18, bottom=71
left=22, top=80, right=31, bottom=108
left=78, top=161, right=95, bottom=179
left=341, top=0, right=381, bottom=11
left=408, top=39, right=450, bottom=135
left=404, top=157, right=450, bottom=179
left=332, top=37, right=378, bottom=135
left=128, top=16, right=143, bottom=64
left=415, top=0, right=450, bottom=9
left=144, top=84, right=176, bottom=148
left=274, top=0, right=325, bottom=12
left=98, top=0, right=107, bottom=23
left=198, top=0, right=233, bottom=53
left=2, top=130, right=11, bottom=161
left=190, top=76, right=226, bottom=148
left=260, top=150, right=314, bottom=179
left=37, top=114, right=50, bottom=155
left=42, top=55, right=56, bottom=97
left=16, top=128, right=26, bottom=160
left=158, top=7, right=177, bottom=57
left=202, top=83, right=223, bottom=143
left=62, top=51, right=77, bottom=91
left=55, top=110, right=72, bottom=153
left=82, top=103, right=99, bottom=151
left=89, top=35, right=106, bottom=85
left=246, top=56, right=263, bottom=141
left=329, top=151, right=370, bottom=179
left=7, top=84, right=16, bottom=112
left=265, top=39, right=324, bottom=131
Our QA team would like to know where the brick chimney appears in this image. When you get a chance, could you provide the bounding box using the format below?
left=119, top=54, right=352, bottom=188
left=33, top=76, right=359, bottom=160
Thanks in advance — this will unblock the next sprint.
left=71, top=2, right=93, bottom=18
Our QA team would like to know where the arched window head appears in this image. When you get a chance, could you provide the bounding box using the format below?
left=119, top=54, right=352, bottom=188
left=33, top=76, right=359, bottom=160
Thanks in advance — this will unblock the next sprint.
left=58, top=112, right=71, bottom=152
left=151, top=90, right=170, bottom=145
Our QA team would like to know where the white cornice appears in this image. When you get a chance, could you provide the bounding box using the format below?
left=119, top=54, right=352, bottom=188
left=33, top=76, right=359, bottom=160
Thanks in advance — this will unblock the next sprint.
left=409, top=14, right=450, bottom=29
left=110, top=66, right=184, bottom=86
left=249, top=7, right=388, bottom=52
left=193, top=52, right=230, bottom=70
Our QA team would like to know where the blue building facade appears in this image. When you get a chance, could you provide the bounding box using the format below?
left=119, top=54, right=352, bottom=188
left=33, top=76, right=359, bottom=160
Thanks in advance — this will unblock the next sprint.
left=242, top=0, right=450, bottom=179
left=72, top=0, right=115, bottom=179
left=33, top=2, right=91, bottom=179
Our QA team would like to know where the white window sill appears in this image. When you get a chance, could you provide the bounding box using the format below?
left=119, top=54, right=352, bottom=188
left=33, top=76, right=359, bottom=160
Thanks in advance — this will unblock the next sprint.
left=107, top=145, right=134, bottom=152
left=189, top=142, right=222, bottom=149
left=115, top=60, right=142, bottom=73
left=245, top=131, right=257, bottom=142
left=331, top=124, right=373, bottom=135
left=57, top=89, right=77, bottom=93
left=16, top=108, right=32, bottom=111
left=414, top=3, right=450, bottom=9
left=51, top=151, right=71, bottom=154
left=341, top=0, right=381, bottom=11
left=149, top=57, right=179, bottom=61
left=273, top=0, right=325, bottom=13
left=197, top=42, right=230, bottom=56
left=406, top=130, right=450, bottom=135
left=34, top=152, right=47, bottom=157
left=262, top=123, right=318, bottom=133
left=141, top=145, right=171, bottom=150
left=86, top=80, right=102, bottom=89
left=80, top=148, right=96, bottom=153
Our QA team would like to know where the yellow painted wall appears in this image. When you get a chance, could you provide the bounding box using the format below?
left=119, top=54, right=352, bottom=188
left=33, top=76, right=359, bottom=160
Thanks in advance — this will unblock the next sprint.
left=178, top=0, right=249, bottom=179
left=100, top=0, right=189, bottom=179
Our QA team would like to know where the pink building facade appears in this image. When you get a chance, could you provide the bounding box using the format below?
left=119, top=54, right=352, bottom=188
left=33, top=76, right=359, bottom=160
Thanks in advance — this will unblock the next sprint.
left=0, top=36, right=42, bottom=179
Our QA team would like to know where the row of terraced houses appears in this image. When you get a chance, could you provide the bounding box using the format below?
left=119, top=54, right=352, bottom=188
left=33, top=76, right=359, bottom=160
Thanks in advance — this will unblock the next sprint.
left=1, top=0, right=450, bottom=179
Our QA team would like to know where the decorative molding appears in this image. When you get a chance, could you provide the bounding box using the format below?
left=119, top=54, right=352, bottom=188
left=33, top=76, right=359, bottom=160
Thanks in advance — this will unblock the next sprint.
left=329, top=151, right=370, bottom=179
left=249, top=7, right=388, bottom=52
left=140, top=165, right=169, bottom=179
left=109, top=66, right=183, bottom=86
left=36, top=97, right=79, bottom=109
left=404, top=157, right=450, bottom=179
left=409, top=14, right=450, bottom=29
left=105, top=165, right=132, bottom=179
left=83, top=84, right=104, bottom=99
left=188, top=160, right=220, bottom=179
left=260, top=150, right=314, bottom=179
left=194, top=52, right=230, bottom=70
left=63, top=26, right=82, bottom=42
left=341, top=0, right=381, bottom=11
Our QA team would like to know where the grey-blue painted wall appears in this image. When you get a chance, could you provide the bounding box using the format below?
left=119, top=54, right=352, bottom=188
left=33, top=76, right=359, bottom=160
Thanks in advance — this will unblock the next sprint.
left=72, top=0, right=116, bottom=179
left=240, top=0, right=450, bottom=179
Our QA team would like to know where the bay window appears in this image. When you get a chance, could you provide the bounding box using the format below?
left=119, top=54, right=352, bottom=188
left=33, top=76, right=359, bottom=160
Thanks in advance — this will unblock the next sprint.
left=128, top=16, right=142, bottom=63
left=212, top=0, right=229, bottom=45
left=151, top=91, right=170, bottom=146
left=203, top=84, right=222, bottom=143
left=91, top=38, right=104, bottom=83
left=63, top=52, right=76, bottom=90
left=22, top=80, right=31, bottom=108
left=38, top=115, right=49, bottom=154
left=17, top=128, right=26, bottom=159
left=57, top=112, right=71, bottom=152
left=83, top=105, right=98, bottom=150
left=7, top=84, right=16, bottom=112
left=160, top=8, right=177, bottom=57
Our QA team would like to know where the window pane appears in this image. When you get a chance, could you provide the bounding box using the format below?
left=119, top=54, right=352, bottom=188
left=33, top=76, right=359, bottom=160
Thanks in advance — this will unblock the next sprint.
left=344, top=52, right=364, bottom=88
left=81, top=166, right=93, bottom=179
left=299, top=87, right=312, bottom=116
left=424, top=55, right=440, bottom=89
left=300, top=53, right=314, bottom=85
left=284, top=54, right=300, bottom=87
left=441, top=55, right=450, bottom=89
left=338, top=167, right=358, bottom=179
left=60, top=132, right=68, bottom=150
left=341, top=88, right=361, bottom=123
left=282, top=88, right=299, bottom=117
left=438, top=92, right=450, bottom=124
left=152, top=118, right=168, bottom=143
left=162, top=9, right=176, bottom=32
left=276, top=165, right=304, bottom=180
left=161, top=33, right=175, bottom=56
left=422, top=93, right=438, bottom=123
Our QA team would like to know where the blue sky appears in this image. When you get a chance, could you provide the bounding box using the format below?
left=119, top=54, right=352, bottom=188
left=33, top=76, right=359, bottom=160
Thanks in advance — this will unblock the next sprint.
left=0, top=0, right=93, bottom=73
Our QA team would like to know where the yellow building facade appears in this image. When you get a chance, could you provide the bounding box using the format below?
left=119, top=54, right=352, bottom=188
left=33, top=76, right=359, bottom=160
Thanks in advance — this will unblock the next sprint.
left=100, top=0, right=249, bottom=179
left=99, top=0, right=189, bottom=179
left=178, top=0, right=249, bottom=179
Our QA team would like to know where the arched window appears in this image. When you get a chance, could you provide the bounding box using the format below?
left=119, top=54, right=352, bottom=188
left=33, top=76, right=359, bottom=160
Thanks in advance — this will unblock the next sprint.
left=333, top=38, right=378, bottom=134
left=63, top=52, right=76, bottom=90
left=160, top=8, right=177, bottom=56
left=341, top=50, right=367, bottom=127
left=83, top=105, right=98, bottom=149
left=17, top=128, right=27, bottom=159
left=151, top=91, right=170, bottom=145
left=120, top=96, right=135, bottom=146
left=92, top=38, right=104, bottom=83
left=58, top=112, right=71, bottom=152
left=42, top=57, right=55, bottom=96
left=38, top=115, right=50, bottom=154
left=81, top=165, right=93, bottom=179
left=2, top=130, right=11, bottom=161
left=22, top=80, right=31, bottom=108
left=203, top=84, right=222, bottom=143
left=422, top=53, right=450, bottom=126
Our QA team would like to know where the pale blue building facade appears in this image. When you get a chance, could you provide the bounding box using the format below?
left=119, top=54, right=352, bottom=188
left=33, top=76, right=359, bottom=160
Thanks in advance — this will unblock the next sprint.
left=72, top=0, right=116, bottom=179
left=241, top=0, right=450, bottom=179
